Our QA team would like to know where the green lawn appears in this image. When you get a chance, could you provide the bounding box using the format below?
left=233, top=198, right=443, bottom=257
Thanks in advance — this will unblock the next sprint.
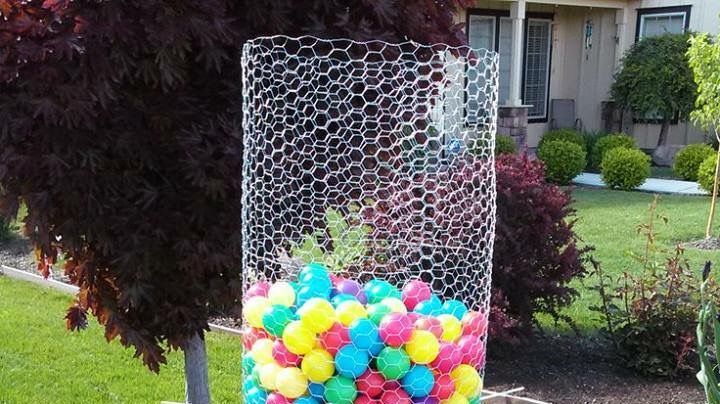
left=0, top=276, right=242, bottom=404
left=561, top=188, right=717, bottom=330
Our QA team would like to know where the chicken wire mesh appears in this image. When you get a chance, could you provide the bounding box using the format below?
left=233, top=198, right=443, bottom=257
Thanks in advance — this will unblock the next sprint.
left=241, top=35, right=499, bottom=404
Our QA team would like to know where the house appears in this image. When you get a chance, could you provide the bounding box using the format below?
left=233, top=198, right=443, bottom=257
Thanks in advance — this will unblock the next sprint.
left=457, top=0, right=720, bottom=149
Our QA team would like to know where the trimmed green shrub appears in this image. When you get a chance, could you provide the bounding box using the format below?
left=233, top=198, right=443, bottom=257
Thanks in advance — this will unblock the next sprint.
left=537, top=140, right=586, bottom=185
left=673, top=144, right=715, bottom=181
left=601, top=147, right=651, bottom=191
left=538, top=129, right=586, bottom=151
left=495, top=135, right=517, bottom=156
left=592, top=133, right=637, bottom=169
left=698, top=154, right=719, bottom=193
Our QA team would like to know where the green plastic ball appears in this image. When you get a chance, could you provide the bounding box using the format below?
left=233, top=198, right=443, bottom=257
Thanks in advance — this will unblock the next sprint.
left=376, top=346, right=411, bottom=380
left=262, top=305, right=294, bottom=337
left=367, top=303, right=392, bottom=325
left=324, top=375, right=358, bottom=404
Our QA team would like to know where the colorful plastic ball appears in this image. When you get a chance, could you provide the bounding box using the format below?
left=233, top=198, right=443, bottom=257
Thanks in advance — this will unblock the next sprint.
left=258, top=362, right=283, bottom=390
left=381, top=297, right=408, bottom=313
left=461, top=312, right=488, bottom=337
left=262, top=304, right=294, bottom=337
left=405, top=330, right=440, bottom=364
left=378, top=312, right=413, bottom=347
left=244, top=296, right=271, bottom=328
left=437, top=314, right=462, bottom=343
left=277, top=367, right=309, bottom=399
left=297, top=285, right=329, bottom=307
left=468, top=396, right=480, bottom=404
left=302, top=348, right=335, bottom=383
left=298, top=297, right=336, bottom=333
left=336, top=344, right=371, bottom=378
left=457, top=336, right=485, bottom=368
left=246, top=281, right=270, bottom=300
left=243, top=376, right=259, bottom=394
left=365, top=280, right=401, bottom=304
left=242, top=326, right=271, bottom=351
left=349, top=318, right=381, bottom=350
left=441, top=300, right=468, bottom=320
left=402, top=280, right=432, bottom=311
left=268, top=281, right=296, bottom=307
left=336, top=300, right=368, bottom=326
left=319, top=322, right=350, bottom=355
left=308, top=382, right=325, bottom=400
left=295, top=397, right=320, bottom=404
left=430, top=374, right=455, bottom=400
left=380, top=387, right=412, bottom=404
left=242, top=354, right=256, bottom=376
left=401, top=365, right=435, bottom=398
left=250, top=338, right=275, bottom=365
left=272, top=340, right=302, bottom=367
left=356, top=370, right=386, bottom=398
left=337, top=279, right=368, bottom=304
left=414, top=316, right=443, bottom=339
left=246, top=386, right=268, bottom=404
left=282, top=320, right=317, bottom=355
left=355, top=394, right=375, bottom=404
left=441, top=392, right=469, bottom=404
left=324, top=375, right=358, bottom=404
left=376, top=347, right=411, bottom=380
left=430, top=342, right=463, bottom=374
left=367, top=303, right=393, bottom=325
left=450, top=365, right=481, bottom=398
left=412, top=397, right=440, bottom=404
left=332, top=293, right=359, bottom=307
left=267, top=393, right=292, bottom=404
left=299, top=263, right=332, bottom=287
left=413, top=295, right=442, bottom=316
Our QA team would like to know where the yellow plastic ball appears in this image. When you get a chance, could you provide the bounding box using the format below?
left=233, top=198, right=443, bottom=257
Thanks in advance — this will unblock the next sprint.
left=380, top=297, right=408, bottom=313
left=268, top=281, right=296, bottom=307
left=282, top=320, right=317, bottom=355
left=276, top=367, right=308, bottom=399
left=250, top=338, right=275, bottom=365
left=405, top=329, right=439, bottom=364
left=438, top=314, right=462, bottom=342
left=301, top=348, right=335, bottom=383
left=451, top=364, right=482, bottom=398
left=298, top=298, right=336, bottom=333
left=244, top=296, right=271, bottom=328
left=441, top=392, right=469, bottom=404
left=258, top=362, right=283, bottom=390
left=336, top=300, right=368, bottom=326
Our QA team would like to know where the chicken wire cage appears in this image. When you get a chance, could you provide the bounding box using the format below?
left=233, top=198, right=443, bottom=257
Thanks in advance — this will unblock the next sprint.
left=241, top=35, right=499, bottom=403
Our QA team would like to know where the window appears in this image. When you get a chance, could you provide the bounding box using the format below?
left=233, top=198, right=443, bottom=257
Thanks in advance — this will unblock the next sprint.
left=636, top=6, right=691, bottom=40
left=467, top=10, right=552, bottom=122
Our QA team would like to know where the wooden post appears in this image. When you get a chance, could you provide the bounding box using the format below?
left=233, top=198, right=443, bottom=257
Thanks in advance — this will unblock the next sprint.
left=707, top=127, right=720, bottom=240
left=184, top=333, right=211, bottom=404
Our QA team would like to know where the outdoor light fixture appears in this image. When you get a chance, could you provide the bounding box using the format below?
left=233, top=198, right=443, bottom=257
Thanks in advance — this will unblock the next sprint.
left=585, top=19, right=594, bottom=49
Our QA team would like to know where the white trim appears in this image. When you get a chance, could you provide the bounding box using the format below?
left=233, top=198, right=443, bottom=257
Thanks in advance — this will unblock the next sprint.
left=524, top=18, right=552, bottom=120
left=638, top=11, right=688, bottom=39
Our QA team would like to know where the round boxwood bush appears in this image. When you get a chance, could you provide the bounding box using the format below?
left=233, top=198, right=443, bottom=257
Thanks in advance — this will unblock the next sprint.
left=495, top=135, right=517, bottom=156
left=673, top=143, right=715, bottom=181
left=537, top=140, right=586, bottom=185
left=591, top=133, right=636, bottom=169
left=697, top=154, right=719, bottom=193
left=601, top=147, right=651, bottom=191
left=538, top=129, right=586, bottom=151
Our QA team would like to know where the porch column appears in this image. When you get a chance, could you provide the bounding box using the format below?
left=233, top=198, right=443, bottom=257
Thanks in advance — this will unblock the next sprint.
left=614, top=8, right=628, bottom=69
left=508, top=0, right=526, bottom=106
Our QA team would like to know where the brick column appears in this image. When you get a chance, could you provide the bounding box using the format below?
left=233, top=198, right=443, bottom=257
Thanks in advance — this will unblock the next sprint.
left=497, top=105, right=529, bottom=151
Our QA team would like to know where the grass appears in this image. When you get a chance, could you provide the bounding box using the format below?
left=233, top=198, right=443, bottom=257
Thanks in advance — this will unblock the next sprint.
left=557, top=188, right=717, bottom=330
left=0, top=276, right=242, bottom=404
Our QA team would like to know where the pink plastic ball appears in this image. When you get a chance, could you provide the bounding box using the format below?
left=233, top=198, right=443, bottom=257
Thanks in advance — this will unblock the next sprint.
left=272, top=340, right=301, bottom=367
left=357, top=370, right=386, bottom=398
left=331, top=273, right=344, bottom=286
left=379, top=313, right=413, bottom=347
left=430, top=342, right=463, bottom=374
left=355, top=394, right=377, bottom=404
left=380, top=387, right=412, bottom=404
left=457, top=335, right=485, bottom=367
left=461, top=311, right=488, bottom=336
left=267, top=393, right=292, bottom=404
left=242, top=326, right=271, bottom=350
left=429, top=374, right=455, bottom=400
left=246, top=281, right=270, bottom=300
left=402, top=280, right=432, bottom=311
left=414, top=316, right=443, bottom=339
left=319, top=322, right=350, bottom=355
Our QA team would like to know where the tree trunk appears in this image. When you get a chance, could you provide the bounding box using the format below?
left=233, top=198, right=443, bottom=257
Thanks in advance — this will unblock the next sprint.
left=707, top=130, right=720, bottom=239
left=184, top=333, right=211, bottom=404
left=657, top=118, right=670, bottom=147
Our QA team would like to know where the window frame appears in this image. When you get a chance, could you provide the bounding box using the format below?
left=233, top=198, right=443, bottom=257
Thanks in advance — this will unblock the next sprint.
left=466, top=8, right=554, bottom=123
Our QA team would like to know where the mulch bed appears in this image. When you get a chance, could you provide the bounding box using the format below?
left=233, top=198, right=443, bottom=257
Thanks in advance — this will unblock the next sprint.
left=682, top=237, right=720, bottom=251
left=0, top=237, right=707, bottom=403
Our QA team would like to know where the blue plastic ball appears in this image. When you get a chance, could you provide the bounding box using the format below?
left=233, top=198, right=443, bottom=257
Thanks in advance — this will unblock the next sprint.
left=243, top=376, right=258, bottom=393
left=245, top=386, right=268, bottom=404
left=414, top=295, right=442, bottom=316
left=335, top=344, right=370, bottom=378
left=332, top=293, right=358, bottom=307
left=295, top=397, right=320, bottom=404
left=349, top=318, right=381, bottom=350
left=442, top=299, right=469, bottom=320
left=241, top=354, right=256, bottom=376
left=299, top=263, right=332, bottom=286
left=401, top=365, right=435, bottom=398
left=296, top=284, right=330, bottom=307
left=308, top=382, right=325, bottom=400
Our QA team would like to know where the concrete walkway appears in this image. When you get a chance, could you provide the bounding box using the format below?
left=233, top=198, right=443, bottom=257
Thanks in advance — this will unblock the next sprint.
left=573, top=172, right=709, bottom=195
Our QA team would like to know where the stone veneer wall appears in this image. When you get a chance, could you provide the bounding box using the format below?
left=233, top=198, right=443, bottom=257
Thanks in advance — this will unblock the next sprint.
left=498, top=106, right=529, bottom=151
